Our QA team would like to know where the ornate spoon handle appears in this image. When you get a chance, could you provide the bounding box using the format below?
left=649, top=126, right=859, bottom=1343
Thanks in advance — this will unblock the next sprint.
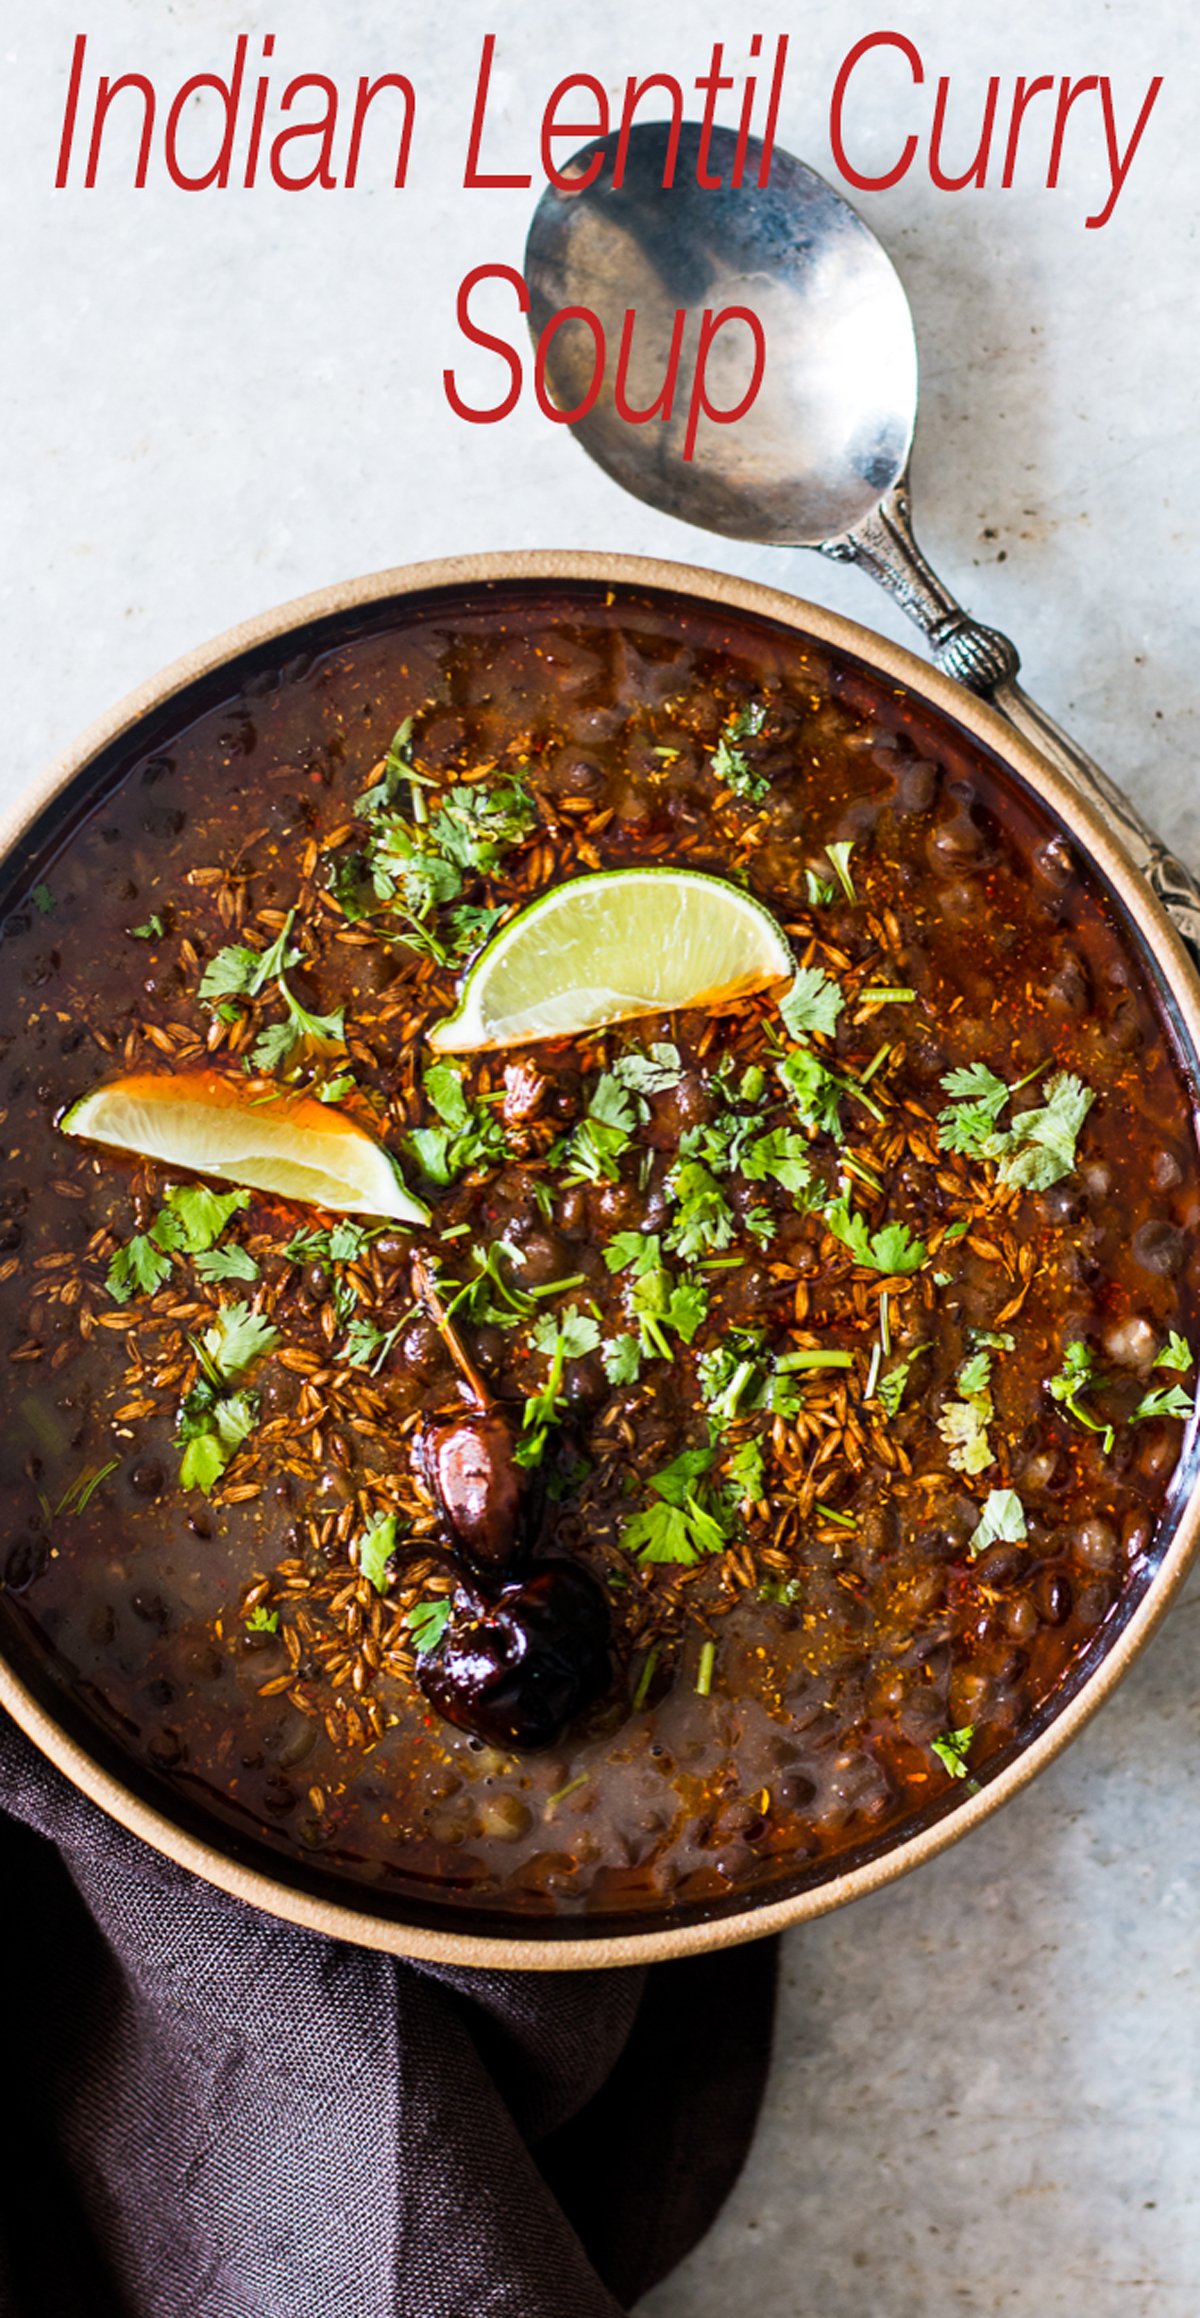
left=823, top=482, right=1200, bottom=968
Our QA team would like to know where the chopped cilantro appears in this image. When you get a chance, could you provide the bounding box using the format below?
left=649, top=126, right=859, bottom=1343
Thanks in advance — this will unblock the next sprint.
left=105, top=1182, right=257, bottom=1303
left=178, top=1385, right=258, bottom=1495
left=711, top=700, right=769, bottom=800
left=775, top=1046, right=845, bottom=1141
left=560, top=1070, right=641, bottom=1186
left=406, top=1598, right=453, bottom=1655
left=825, top=841, right=857, bottom=902
left=875, top=1343, right=930, bottom=1418
left=699, top=1330, right=801, bottom=1431
left=823, top=1197, right=926, bottom=1275
left=938, top=1349, right=995, bottom=1475
left=778, top=965, right=844, bottom=1041
left=517, top=1305, right=602, bottom=1467
left=938, top=1063, right=1094, bottom=1190
left=532, top=1305, right=601, bottom=1362
left=996, top=1073, right=1095, bottom=1191
left=106, top=1232, right=173, bottom=1303
left=353, top=761, right=536, bottom=959
left=932, top=1725, right=975, bottom=1779
left=32, top=883, right=55, bottom=916
left=610, top=1042, right=682, bottom=1094
left=195, top=1244, right=260, bottom=1284
left=663, top=1159, right=735, bottom=1260
left=968, top=1487, right=1027, bottom=1557
left=937, top=1063, right=1011, bottom=1158
left=356, top=1510, right=399, bottom=1593
left=1131, top=1381, right=1195, bottom=1424
left=601, top=1331, right=642, bottom=1386
left=806, top=869, right=836, bottom=907
left=130, top=914, right=165, bottom=941
left=163, top=1183, right=249, bottom=1253
left=1047, top=1340, right=1115, bottom=1453
left=1155, top=1331, right=1194, bottom=1374
left=726, top=1436, right=766, bottom=1507
left=245, top=1605, right=278, bottom=1634
left=620, top=1444, right=730, bottom=1566
left=201, top=1303, right=279, bottom=1380
left=251, top=989, right=346, bottom=1074
left=408, top=1060, right=510, bottom=1185
left=341, top=1313, right=408, bottom=1373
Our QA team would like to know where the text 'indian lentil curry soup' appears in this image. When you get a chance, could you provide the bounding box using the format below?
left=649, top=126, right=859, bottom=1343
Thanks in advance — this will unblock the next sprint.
left=1, top=580, right=1197, bottom=1931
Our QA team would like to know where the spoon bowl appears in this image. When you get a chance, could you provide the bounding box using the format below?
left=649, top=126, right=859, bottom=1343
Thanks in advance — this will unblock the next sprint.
left=526, top=122, right=916, bottom=544
left=524, top=121, right=1200, bottom=966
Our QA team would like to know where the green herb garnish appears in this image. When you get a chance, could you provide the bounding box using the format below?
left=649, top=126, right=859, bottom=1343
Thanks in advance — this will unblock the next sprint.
left=778, top=965, right=844, bottom=1041
left=968, top=1486, right=1027, bottom=1557
left=932, top=1725, right=975, bottom=1779
left=356, top=1510, right=398, bottom=1594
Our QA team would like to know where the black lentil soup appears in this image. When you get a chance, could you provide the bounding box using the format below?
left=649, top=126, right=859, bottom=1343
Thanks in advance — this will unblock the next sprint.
left=2, top=582, right=1198, bottom=1932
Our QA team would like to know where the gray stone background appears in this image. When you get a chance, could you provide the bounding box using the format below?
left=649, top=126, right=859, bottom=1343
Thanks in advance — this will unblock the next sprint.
left=3, top=2, right=1198, bottom=2311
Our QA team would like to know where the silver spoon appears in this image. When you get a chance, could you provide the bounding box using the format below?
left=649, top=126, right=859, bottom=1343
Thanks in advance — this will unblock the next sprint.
left=525, top=121, right=1200, bottom=959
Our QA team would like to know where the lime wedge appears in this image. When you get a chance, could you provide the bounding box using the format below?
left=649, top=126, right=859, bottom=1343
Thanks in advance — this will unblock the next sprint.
left=62, top=1070, right=428, bottom=1222
left=429, top=868, right=794, bottom=1053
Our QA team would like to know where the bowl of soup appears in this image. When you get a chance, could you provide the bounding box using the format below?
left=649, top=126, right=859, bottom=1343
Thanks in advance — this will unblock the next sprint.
left=1, top=551, right=1196, bottom=1967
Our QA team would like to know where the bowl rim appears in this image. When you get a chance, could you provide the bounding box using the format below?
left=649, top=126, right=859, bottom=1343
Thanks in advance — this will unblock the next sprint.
left=3, top=545, right=1198, bottom=1971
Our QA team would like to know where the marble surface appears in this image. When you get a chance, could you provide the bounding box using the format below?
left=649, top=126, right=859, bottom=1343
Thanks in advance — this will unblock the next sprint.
left=4, top=2, right=1199, bottom=2312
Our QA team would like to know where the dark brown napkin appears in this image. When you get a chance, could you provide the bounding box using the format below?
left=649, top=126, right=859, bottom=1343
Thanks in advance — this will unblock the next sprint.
left=0, top=1715, right=776, bottom=2318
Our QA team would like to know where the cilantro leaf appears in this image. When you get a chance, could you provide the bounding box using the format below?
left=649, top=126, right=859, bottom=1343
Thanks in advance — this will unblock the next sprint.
left=245, top=1606, right=278, bottom=1634
left=356, top=1511, right=398, bottom=1594
left=824, top=1199, right=926, bottom=1276
left=968, top=1487, right=1027, bottom=1557
left=106, top=1232, right=174, bottom=1303
left=664, top=1160, right=735, bottom=1259
left=601, top=1332, right=642, bottom=1386
left=996, top=1073, right=1095, bottom=1191
left=779, top=966, right=844, bottom=1041
left=198, top=944, right=261, bottom=1002
left=406, top=1598, right=452, bottom=1655
left=604, top=1231, right=661, bottom=1276
left=937, top=1064, right=1011, bottom=1160
left=938, top=1350, right=995, bottom=1475
left=620, top=1501, right=699, bottom=1564
left=130, top=914, right=165, bottom=941
left=1155, top=1331, right=1193, bottom=1374
left=932, top=1725, right=975, bottom=1779
left=408, top=1061, right=509, bottom=1184
left=201, top=1301, right=279, bottom=1381
left=611, top=1043, right=682, bottom=1094
left=825, top=841, right=857, bottom=902
left=178, top=1433, right=227, bottom=1494
left=875, top=1342, right=930, bottom=1418
left=194, top=1244, right=260, bottom=1284
left=726, top=1436, right=766, bottom=1507
left=532, top=1305, right=601, bottom=1362
left=868, top=1220, right=927, bottom=1276
left=518, top=1306, right=602, bottom=1466
left=711, top=701, right=769, bottom=800
left=742, top=1127, right=814, bottom=1196
left=649, top=1444, right=717, bottom=1505
left=162, top=1183, right=250, bottom=1254
left=1131, top=1381, right=1195, bottom=1424
left=776, top=1047, right=844, bottom=1141
left=1047, top=1340, right=1115, bottom=1452
left=666, top=1278, right=709, bottom=1344
left=619, top=1444, right=730, bottom=1565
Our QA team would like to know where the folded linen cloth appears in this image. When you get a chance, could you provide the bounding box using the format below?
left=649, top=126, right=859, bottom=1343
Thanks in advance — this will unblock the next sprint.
left=0, top=1715, right=776, bottom=2318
